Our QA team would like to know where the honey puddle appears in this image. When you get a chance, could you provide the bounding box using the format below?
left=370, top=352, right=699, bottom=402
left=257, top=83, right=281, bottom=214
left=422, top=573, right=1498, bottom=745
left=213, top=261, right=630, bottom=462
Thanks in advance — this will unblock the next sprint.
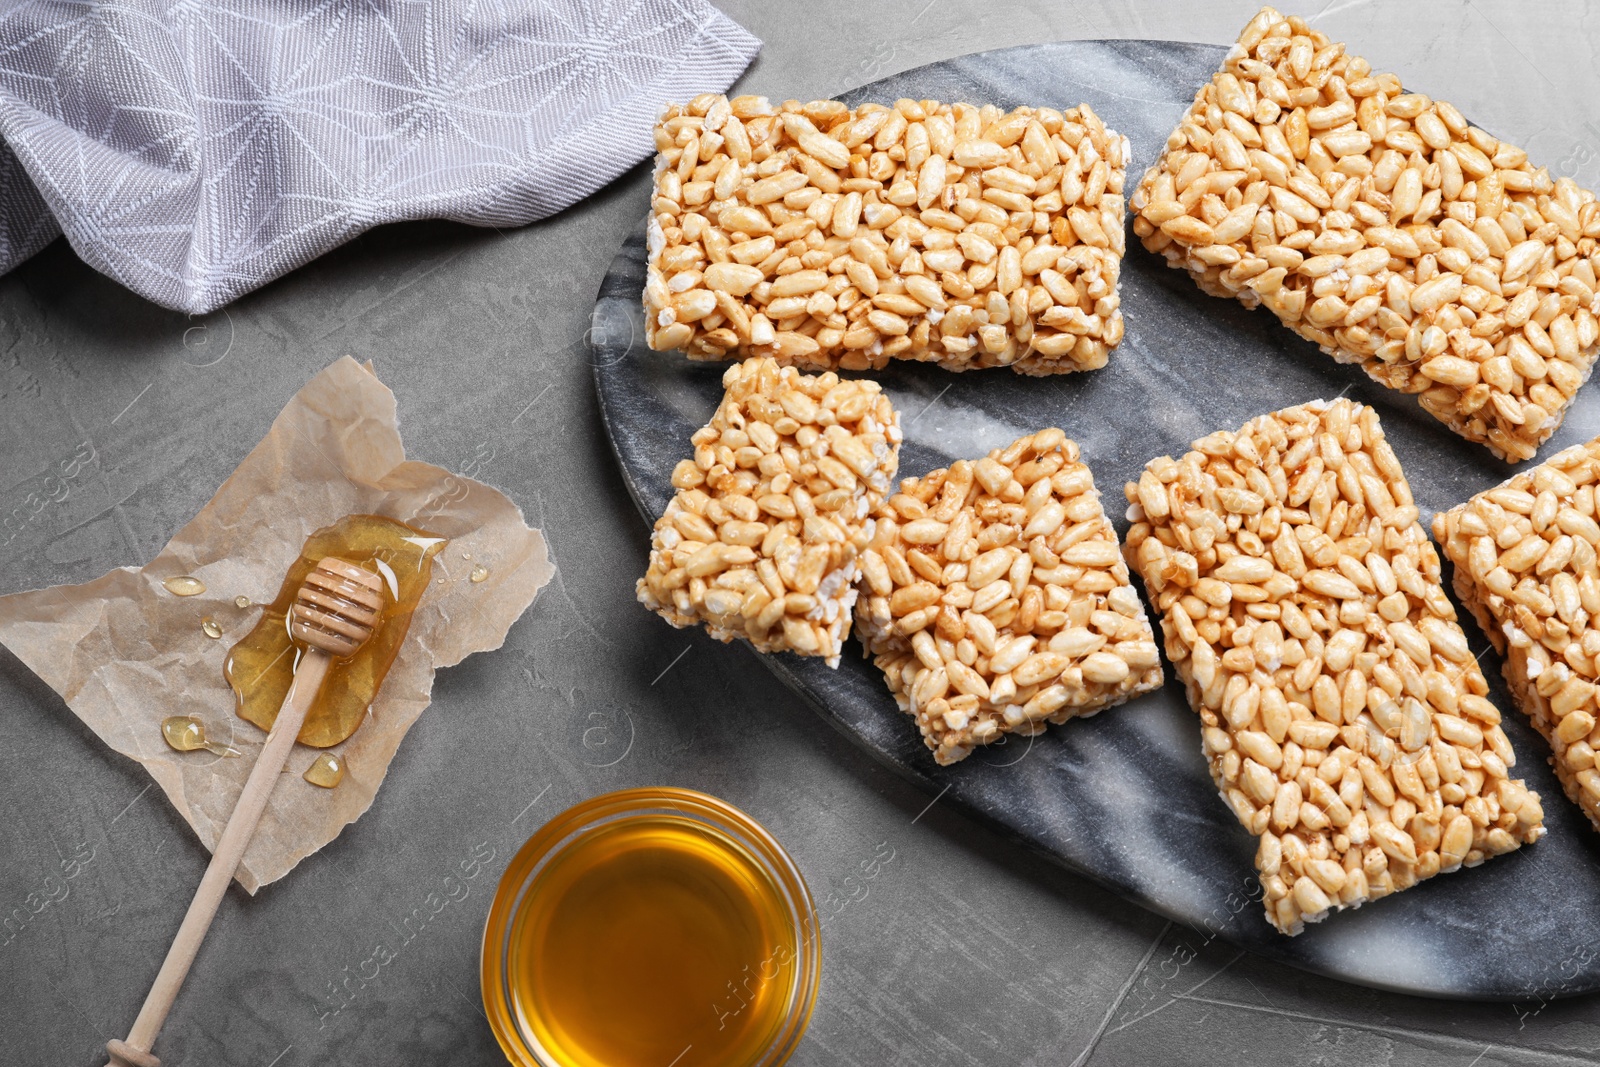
left=510, top=816, right=799, bottom=1067
left=223, top=514, right=445, bottom=748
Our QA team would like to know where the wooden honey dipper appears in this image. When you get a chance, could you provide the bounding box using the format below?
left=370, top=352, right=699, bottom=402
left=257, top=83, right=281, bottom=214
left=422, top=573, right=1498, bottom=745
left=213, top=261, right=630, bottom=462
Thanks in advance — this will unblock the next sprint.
left=105, top=558, right=384, bottom=1067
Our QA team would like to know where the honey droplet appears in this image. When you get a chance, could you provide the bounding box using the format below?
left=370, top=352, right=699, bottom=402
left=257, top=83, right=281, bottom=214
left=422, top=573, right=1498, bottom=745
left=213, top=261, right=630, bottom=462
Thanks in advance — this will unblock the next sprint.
left=162, top=715, right=206, bottom=751
left=161, top=715, right=240, bottom=757
left=235, top=595, right=251, bottom=609
left=470, top=564, right=489, bottom=583
left=304, top=752, right=346, bottom=788
left=202, top=618, right=223, bottom=639
left=163, top=575, right=206, bottom=597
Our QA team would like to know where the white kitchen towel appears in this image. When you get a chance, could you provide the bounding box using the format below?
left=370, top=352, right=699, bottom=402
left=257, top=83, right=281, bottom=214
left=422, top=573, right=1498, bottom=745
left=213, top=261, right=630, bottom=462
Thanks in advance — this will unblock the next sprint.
left=0, top=1, right=760, bottom=313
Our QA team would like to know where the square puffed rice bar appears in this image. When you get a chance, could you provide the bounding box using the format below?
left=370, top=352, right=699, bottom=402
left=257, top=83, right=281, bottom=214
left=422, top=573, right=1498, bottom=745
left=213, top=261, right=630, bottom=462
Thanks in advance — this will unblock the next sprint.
left=636, top=357, right=901, bottom=666
left=1123, top=398, right=1545, bottom=935
left=856, top=429, right=1162, bottom=765
left=645, top=93, right=1129, bottom=375
left=1131, top=6, right=1600, bottom=462
left=1435, top=438, right=1600, bottom=834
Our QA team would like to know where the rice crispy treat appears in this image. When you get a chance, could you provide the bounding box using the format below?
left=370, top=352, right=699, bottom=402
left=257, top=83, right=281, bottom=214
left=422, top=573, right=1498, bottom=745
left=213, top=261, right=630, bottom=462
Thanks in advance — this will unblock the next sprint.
left=856, top=429, right=1163, bottom=765
left=1123, top=398, right=1545, bottom=934
left=645, top=93, right=1129, bottom=375
left=1435, top=438, right=1600, bottom=834
left=1131, top=6, right=1600, bottom=462
left=636, top=357, right=901, bottom=666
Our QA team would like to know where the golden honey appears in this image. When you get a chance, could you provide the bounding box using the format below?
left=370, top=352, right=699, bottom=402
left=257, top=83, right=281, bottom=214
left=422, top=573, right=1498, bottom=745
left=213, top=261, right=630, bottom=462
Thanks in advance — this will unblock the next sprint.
left=163, top=575, right=206, bottom=597
left=223, top=514, right=445, bottom=747
left=160, top=715, right=239, bottom=757
left=303, top=752, right=346, bottom=788
left=483, top=789, right=819, bottom=1067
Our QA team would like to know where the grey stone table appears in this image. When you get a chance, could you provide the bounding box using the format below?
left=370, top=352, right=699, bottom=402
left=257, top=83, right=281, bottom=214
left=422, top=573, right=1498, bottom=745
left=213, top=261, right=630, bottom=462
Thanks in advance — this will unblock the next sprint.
left=3, top=3, right=1599, bottom=1065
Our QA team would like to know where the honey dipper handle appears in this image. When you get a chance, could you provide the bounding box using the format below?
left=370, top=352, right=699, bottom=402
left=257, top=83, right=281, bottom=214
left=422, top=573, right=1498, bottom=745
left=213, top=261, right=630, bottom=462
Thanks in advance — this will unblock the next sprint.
left=105, top=649, right=332, bottom=1067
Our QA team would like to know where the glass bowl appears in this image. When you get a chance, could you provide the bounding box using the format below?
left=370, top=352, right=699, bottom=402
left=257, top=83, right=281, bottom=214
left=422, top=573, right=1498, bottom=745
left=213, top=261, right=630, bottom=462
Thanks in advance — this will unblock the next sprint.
left=481, top=787, right=820, bottom=1067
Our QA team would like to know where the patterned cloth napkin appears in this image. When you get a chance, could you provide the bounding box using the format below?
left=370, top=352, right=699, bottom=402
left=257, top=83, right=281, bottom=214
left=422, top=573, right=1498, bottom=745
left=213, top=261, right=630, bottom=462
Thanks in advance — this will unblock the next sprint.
left=0, top=1, right=759, bottom=313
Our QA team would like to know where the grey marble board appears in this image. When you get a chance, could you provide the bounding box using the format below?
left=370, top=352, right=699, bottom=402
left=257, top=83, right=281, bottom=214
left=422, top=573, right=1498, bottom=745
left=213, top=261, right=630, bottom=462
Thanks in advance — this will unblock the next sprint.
left=593, top=40, right=1600, bottom=999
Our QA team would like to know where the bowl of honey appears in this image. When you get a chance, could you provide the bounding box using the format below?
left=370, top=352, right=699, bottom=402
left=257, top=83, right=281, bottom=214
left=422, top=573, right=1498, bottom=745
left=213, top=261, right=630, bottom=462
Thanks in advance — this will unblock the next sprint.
left=481, top=787, right=820, bottom=1067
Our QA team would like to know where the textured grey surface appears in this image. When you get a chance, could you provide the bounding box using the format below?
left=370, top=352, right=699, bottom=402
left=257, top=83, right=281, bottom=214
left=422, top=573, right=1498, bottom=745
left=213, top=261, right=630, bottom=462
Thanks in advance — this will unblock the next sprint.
left=3, top=2, right=1600, bottom=1066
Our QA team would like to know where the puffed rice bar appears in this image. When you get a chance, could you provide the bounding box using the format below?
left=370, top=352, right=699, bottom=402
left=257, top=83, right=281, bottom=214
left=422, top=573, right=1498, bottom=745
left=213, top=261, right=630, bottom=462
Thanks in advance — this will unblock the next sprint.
left=636, top=357, right=901, bottom=666
left=856, top=429, right=1162, bottom=765
left=645, top=93, right=1129, bottom=375
left=1131, top=7, right=1600, bottom=463
left=1435, top=439, right=1600, bottom=834
left=1124, top=398, right=1545, bottom=935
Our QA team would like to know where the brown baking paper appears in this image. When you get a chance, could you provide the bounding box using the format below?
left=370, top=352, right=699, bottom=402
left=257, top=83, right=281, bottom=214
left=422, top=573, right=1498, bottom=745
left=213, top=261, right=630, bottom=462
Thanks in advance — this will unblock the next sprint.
left=0, top=357, right=553, bottom=891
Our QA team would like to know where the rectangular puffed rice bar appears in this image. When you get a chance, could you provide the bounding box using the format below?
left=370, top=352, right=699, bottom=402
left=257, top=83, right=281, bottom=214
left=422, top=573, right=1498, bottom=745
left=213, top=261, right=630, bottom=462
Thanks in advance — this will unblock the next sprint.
left=856, top=429, right=1162, bottom=765
left=645, top=93, right=1129, bottom=375
left=1435, top=438, right=1600, bottom=834
left=1123, top=398, right=1545, bottom=934
left=636, top=357, right=901, bottom=666
left=1131, top=6, right=1600, bottom=462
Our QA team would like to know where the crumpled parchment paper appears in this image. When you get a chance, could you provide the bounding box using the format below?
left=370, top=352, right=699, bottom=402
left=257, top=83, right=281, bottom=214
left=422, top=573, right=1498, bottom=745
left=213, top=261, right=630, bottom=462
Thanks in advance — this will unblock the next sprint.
left=0, top=357, right=553, bottom=891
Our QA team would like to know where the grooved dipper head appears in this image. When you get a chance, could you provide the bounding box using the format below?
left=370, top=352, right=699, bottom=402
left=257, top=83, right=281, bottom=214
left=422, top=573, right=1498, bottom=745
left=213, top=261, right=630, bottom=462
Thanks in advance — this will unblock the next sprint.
left=289, top=557, right=384, bottom=658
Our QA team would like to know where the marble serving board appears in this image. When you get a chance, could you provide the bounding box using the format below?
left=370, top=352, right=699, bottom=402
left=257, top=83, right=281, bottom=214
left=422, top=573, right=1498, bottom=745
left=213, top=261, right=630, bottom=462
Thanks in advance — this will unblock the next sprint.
left=593, top=40, right=1600, bottom=999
